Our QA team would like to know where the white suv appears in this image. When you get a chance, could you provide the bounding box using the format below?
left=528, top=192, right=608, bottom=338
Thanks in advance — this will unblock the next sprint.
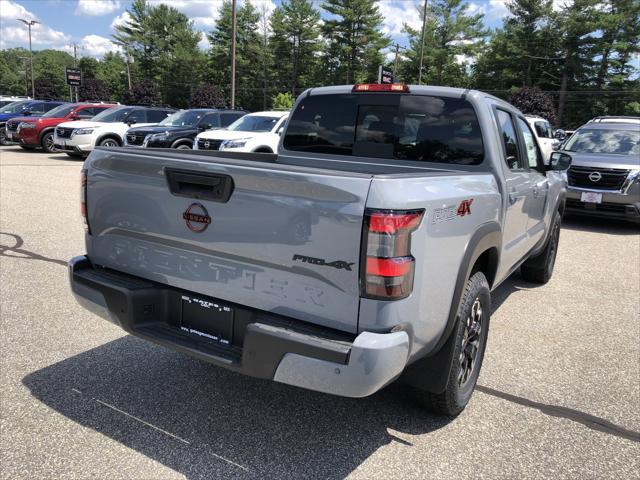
left=194, top=111, right=288, bottom=153
left=525, top=115, right=559, bottom=163
left=54, top=106, right=174, bottom=157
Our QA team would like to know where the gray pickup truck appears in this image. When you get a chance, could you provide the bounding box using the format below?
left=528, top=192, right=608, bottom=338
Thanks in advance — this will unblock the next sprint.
left=69, top=84, right=570, bottom=416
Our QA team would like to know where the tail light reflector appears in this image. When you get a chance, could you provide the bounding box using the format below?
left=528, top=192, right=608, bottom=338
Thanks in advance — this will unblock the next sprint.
left=80, top=168, right=91, bottom=234
left=362, top=209, right=424, bottom=300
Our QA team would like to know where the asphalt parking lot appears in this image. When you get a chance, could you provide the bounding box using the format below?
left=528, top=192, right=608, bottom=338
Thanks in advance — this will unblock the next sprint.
left=1, top=145, right=639, bottom=479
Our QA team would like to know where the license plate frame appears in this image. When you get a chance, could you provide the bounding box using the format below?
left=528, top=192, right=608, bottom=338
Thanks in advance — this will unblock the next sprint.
left=581, top=192, right=602, bottom=204
left=180, top=295, right=234, bottom=345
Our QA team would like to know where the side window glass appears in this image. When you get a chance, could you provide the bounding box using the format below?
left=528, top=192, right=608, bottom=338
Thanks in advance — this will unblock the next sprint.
left=78, top=108, right=95, bottom=118
left=221, top=113, right=242, bottom=127
left=146, top=110, right=168, bottom=123
left=201, top=113, right=220, bottom=128
left=30, top=103, right=46, bottom=113
left=496, top=110, right=521, bottom=170
left=127, top=109, right=147, bottom=123
left=517, top=118, right=542, bottom=169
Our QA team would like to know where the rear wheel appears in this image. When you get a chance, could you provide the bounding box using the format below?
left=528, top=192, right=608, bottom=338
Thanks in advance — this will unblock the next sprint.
left=41, top=131, right=56, bottom=153
left=412, top=271, right=490, bottom=417
left=521, top=211, right=561, bottom=284
left=175, top=143, right=192, bottom=150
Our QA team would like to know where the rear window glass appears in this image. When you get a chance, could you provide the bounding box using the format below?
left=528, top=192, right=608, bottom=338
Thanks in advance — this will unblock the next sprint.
left=283, top=94, right=483, bottom=165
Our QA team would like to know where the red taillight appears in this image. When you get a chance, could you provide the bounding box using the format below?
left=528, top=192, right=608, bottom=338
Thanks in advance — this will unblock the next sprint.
left=352, top=83, right=410, bottom=93
left=80, top=168, right=90, bottom=234
left=368, top=211, right=423, bottom=234
left=362, top=209, right=424, bottom=300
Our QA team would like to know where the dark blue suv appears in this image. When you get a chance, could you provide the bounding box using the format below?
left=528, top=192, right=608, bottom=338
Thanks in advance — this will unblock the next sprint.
left=0, top=99, right=66, bottom=145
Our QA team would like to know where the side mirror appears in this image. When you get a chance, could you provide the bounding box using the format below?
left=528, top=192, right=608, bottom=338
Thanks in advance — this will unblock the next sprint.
left=127, top=118, right=137, bottom=125
left=548, top=152, right=572, bottom=171
left=70, top=114, right=80, bottom=120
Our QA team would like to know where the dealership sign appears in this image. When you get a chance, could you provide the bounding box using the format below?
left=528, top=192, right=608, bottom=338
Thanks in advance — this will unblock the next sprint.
left=65, top=67, right=82, bottom=87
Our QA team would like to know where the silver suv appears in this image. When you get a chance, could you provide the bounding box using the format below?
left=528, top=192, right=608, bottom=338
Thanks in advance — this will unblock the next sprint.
left=560, top=121, right=640, bottom=223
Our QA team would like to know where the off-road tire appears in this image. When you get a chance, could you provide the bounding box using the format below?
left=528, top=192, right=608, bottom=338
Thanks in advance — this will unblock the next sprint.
left=521, top=211, right=561, bottom=284
left=413, top=271, right=491, bottom=417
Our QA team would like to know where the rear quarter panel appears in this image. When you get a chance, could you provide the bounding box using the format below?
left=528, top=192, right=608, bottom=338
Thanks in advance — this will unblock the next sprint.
left=360, top=173, right=501, bottom=361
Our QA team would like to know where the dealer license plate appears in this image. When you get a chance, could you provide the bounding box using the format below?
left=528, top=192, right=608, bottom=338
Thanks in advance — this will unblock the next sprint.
left=180, top=295, right=234, bottom=344
left=6, top=132, right=14, bottom=140
left=581, top=192, right=602, bottom=204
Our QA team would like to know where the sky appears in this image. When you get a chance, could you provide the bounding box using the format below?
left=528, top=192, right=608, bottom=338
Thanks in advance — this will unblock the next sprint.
left=0, top=0, right=514, bottom=59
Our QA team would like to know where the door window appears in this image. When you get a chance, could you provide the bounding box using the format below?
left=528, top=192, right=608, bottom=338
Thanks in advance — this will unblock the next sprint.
left=495, top=109, right=521, bottom=170
left=534, top=121, right=552, bottom=138
left=517, top=118, right=542, bottom=170
left=126, top=109, right=148, bottom=123
left=146, top=110, right=170, bottom=123
left=29, top=103, right=46, bottom=113
left=221, top=113, right=243, bottom=127
left=200, top=113, right=220, bottom=128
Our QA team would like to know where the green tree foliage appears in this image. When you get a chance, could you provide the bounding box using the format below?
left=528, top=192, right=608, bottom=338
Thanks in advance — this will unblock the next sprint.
left=94, top=52, right=130, bottom=101
left=78, top=57, right=100, bottom=79
left=123, top=79, right=161, bottom=105
left=113, top=0, right=206, bottom=107
left=79, top=78, right=111, bottom=102
left=321, top=0, right=389, bottom=84
left=272, top=92, right=294, bottom=109
left=34, top=77, right=59, bottom=99
left=400, top=0, right=486, bottom=86
left=509, top=87, right=558, bottom=125
left=0, top=48, right=30, bottom=96
left=207, top=0, right=263, bottom=110
left=474, top=0, right=557, bottom=90
left=190, top=84, right=227, bottom=108
left=270, top=0, right=322, bottom=94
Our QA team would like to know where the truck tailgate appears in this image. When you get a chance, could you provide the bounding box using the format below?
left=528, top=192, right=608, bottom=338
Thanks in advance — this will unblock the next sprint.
left=85, top=149, right=372, bottom=333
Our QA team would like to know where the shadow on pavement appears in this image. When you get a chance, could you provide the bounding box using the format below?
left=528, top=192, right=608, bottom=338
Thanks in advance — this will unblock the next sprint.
left=0, top=232, right=67, bottom=267
left=561, top=215, right=640, bottom=235
left=23, top=336, right=451, bottom=479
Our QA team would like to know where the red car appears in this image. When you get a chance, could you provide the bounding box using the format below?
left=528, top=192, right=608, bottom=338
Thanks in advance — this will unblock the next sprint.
left=12, top=103, right=115, bottom=153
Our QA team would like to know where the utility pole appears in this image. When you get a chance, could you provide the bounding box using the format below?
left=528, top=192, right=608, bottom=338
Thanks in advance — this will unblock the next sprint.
left=72, top=43, right=80, bottom=102
left=19, top=56, right=29, bottom=96
left=18, top=19, right=39, bottom=98
left=418, top=0, right=428, bottom=85
left=231, top=0, right=237, bottom=110
left=125, top=49, right=132, bottom=91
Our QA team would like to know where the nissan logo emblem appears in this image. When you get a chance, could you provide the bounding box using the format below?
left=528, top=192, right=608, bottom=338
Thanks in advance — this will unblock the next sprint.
left=183, top=203, right=211, bottom=233
left=204, top=141, right=210, bottom=149
left=588, top=171, right=602, bottom=182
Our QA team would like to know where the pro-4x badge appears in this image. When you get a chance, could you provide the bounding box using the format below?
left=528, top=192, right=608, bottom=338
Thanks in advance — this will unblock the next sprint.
left=432, top=198, right=474, bottom=223
left=292, top=254, right=354, bottom=271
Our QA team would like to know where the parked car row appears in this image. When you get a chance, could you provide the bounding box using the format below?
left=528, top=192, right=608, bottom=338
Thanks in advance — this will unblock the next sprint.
left=0, top=97, right=290, bottom=158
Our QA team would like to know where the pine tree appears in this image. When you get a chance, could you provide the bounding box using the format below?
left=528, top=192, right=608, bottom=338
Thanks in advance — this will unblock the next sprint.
left=321, top=0, right=389, bottom=84
left=207, top=0, right=263, bottom=110
left=113, top=0, right=205, bottom=106
left=270, top=0, right=322, bottom=95
left=400, top=0, right=487, bottom=86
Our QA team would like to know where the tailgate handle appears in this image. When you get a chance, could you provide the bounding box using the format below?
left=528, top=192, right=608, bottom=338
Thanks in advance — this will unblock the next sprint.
left=165, top=168, right=234, bottom=203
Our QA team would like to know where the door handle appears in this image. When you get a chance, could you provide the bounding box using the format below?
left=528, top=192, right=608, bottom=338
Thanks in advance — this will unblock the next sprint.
left=165, top=168, right=234, bottom=202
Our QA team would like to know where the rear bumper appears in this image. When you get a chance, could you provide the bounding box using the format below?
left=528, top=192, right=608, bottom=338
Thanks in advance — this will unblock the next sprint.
left=69, top=255, right=409, bottom=397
